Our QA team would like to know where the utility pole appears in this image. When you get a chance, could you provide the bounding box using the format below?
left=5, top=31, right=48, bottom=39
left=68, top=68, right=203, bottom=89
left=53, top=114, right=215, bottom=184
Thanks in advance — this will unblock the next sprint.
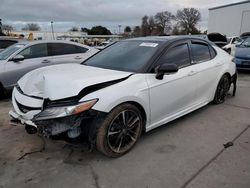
left=118, top=25, right=122, bottom=34
left=0, top=19, right=3, bottom=35
left=51, top=21, right=55, bottom=40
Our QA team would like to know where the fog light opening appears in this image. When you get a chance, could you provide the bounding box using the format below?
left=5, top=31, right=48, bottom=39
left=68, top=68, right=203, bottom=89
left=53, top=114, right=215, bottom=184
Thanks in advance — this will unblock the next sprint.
left=25, top=125, right=38, bottom=134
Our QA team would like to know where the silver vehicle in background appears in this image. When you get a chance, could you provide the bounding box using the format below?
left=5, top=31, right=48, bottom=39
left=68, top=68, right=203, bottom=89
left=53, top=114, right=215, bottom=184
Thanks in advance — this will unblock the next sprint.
left=0, top=40, right=99, bottom=97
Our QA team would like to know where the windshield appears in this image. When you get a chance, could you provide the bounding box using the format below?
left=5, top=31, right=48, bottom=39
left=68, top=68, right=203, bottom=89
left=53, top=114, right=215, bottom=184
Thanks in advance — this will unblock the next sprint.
left=0, top=43, right=26, bottom=60
left=239, top=37, right=250, bottom=48
left=84, top=41, right=162, bottom=72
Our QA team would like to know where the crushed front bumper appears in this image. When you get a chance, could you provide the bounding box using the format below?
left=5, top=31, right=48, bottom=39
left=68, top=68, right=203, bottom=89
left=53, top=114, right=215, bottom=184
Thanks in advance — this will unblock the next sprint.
left=9, top=87, right=107, bottom=142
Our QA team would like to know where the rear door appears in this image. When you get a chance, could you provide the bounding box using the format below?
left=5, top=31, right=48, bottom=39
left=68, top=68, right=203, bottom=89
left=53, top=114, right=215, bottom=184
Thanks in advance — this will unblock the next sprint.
left=3, top=43, right=52, bottom=88
left=190, top=40, right=221, bottom=103
left=48, top=43, right=90, bottom=65
left=146, top=40, right=198, bottom=129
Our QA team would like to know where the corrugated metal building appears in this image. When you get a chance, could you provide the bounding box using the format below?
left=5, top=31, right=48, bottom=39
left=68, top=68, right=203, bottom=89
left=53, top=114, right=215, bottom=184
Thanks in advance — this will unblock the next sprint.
left=208, top=0, right=250, bottom=36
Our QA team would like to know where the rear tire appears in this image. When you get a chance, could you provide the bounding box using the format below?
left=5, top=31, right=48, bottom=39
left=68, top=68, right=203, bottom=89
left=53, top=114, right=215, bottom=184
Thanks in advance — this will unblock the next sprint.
left=96, top=103, right=143, bottom=158
left=213, top=75, right=230, bottom=104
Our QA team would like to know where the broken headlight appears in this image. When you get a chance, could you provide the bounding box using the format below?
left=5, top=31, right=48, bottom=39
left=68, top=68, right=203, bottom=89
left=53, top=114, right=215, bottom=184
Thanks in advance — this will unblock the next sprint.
left=33, top=99, right=98, bottom=121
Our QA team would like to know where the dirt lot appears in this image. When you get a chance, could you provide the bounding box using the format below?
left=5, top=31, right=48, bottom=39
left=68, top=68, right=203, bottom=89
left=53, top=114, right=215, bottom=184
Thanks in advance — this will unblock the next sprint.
left=0, top=72, right=250, bottom=188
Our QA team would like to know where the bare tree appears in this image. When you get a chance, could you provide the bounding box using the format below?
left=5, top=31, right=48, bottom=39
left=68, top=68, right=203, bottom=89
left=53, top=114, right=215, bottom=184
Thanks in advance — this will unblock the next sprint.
left=154, top=11, right=175, bottom=35
left=141, top=15, right=151, bottom=36
left=132, top=26, right=141, bottom=37
left=2, top=24, right=14, bottom=35
left=22, top=23, right=41, bottom=31
left=176, top=8, right=201, bottom=34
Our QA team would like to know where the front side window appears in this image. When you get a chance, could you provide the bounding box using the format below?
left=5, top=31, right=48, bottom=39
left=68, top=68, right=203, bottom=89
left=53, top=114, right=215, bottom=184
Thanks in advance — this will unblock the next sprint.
left=48, top=43, right=88, bottom=56
left=239, top=37, right=250, bottom=48
left=157, top=43, right=191, bottom=68
left=0, top=44, right=26, bottom=60
left=191, top=42, right=211, bottom=63
left=84, top=41, right=162, bottom=72
left=19, top=43, right=48, bottom=59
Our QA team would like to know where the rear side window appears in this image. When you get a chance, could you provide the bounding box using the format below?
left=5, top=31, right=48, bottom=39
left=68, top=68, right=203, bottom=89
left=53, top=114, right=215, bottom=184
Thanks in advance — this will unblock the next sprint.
left=48, top=43, right=88, bottom=56
left=158, top=43, right=191, bottom=68
left=209, top=45, right=216, bottom=59
left=0, top=40, right=17, bottom=49
left=191, top=42, right=211, bottom=63
left=19, top=43, right=48, bottom=59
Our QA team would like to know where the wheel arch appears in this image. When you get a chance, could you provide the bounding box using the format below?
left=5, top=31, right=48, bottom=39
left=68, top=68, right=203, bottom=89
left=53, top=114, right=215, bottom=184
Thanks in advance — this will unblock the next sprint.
left=108, top=101, right=148, bottom=132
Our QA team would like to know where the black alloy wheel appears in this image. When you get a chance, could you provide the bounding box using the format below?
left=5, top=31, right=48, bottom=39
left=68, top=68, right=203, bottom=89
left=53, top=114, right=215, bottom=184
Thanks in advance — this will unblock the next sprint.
left=96, top=103, right=143, bottom=157
left=213, top=75, right=230, bottom=104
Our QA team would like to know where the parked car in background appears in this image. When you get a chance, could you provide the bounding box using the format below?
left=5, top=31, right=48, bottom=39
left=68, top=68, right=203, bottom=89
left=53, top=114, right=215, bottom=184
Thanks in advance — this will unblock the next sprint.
left=234, top=37, right=250, bottom=70
left=0, top=40, right=99, bottom=97
left=207, top=32, right=228, bottom=48
left=223, top=36, right=242, bottom=54
left=9, top=36, right=237, bottom=157
left=240, top=32, right=250, bottom=40
left=0, top=37, right=23, bottom=52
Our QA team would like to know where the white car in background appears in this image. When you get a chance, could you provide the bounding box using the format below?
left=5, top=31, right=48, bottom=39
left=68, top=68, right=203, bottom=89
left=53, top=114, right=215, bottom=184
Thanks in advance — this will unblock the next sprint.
left=223, top=36, right=242, bottom=55
left=10, top=36, right=237, bottom=157
left=0, top=40, right=99, bottom=97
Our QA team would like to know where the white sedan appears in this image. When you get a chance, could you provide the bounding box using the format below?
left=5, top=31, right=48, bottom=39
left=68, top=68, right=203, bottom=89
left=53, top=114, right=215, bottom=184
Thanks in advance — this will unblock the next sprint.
left=10, top=36, right=237, bottom=157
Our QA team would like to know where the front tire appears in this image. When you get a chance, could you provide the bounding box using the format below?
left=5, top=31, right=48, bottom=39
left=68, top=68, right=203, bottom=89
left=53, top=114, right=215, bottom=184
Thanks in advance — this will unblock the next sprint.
left=96, top=103, right=143, bottom=157
left=213, top=75, right=230, bottom=104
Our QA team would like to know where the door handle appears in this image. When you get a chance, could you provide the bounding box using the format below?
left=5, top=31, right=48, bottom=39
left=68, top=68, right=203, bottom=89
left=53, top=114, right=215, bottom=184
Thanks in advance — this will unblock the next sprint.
left=41, top=59, right=50, bottom=63
left=188, top=70, right=197, bottom=76
left=75, top=56, right=82, bottom=60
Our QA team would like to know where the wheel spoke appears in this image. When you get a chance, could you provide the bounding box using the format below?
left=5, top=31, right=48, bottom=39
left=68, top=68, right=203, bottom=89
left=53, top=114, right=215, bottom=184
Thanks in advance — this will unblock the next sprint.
left=128, top=133, right=136, bottom=142
left=122, top=111, right=126, bottom=126
left=128, top=117, right=139, bottom=129
left=108, top=130, right=121, bottom=136
left=117, top=137, right=123, bottom=152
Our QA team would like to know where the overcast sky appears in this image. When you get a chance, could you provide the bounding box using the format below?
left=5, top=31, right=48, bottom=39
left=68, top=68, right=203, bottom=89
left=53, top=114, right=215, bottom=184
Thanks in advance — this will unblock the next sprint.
left=0, top=0, right=244, bottom=33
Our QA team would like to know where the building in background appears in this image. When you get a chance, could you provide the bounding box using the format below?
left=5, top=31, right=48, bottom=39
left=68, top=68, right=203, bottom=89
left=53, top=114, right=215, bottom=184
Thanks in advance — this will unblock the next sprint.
left=208, top=0, right=250, bottom=37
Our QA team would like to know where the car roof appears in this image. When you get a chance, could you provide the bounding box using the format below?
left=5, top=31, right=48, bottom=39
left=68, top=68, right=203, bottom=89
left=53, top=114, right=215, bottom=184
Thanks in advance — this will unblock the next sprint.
left=14, top=40, right=91, bottom=47
left=0, top=37, right=24, bottom=42
left=125, top=35, right=209, bottom=43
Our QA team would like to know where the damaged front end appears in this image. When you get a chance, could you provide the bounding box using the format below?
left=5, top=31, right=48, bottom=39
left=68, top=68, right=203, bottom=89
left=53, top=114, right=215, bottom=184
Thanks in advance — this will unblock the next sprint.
left=9, top=86, right=107, bottom=144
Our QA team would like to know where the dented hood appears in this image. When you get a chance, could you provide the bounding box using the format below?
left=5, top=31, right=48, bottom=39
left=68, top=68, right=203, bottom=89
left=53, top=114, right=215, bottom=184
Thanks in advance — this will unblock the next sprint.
left=18, top=64, right=132, bottom=100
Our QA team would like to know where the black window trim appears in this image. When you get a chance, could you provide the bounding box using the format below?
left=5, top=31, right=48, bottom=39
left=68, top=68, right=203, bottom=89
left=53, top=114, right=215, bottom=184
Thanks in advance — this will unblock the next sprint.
left=17, top=43, right=49, bottom=60
left=47, top=42, right=90, bottom=57
left=190, top=39, right=217, bottom=64
left=152, top=40, right=192, bottom=71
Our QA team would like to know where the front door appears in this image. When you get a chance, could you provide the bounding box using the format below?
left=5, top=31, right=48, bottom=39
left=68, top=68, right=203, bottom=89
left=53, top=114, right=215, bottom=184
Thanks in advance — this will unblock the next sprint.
left=146, top=41, right=198, bottom=130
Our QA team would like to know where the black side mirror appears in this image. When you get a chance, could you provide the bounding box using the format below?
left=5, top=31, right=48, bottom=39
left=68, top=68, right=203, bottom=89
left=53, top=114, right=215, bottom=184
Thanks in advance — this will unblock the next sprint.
left=10, top=55, right=25, bottom=62
left=155, top=64, right=179, bottom=80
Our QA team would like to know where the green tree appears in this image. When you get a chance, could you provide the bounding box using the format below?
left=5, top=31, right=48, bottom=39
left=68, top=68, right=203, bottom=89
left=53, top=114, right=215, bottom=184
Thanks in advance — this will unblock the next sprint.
left=81, top=27, right=90, bottom=33
left=88, top=26, right=112, bottom=35
left=124, top=26, right=132, bottom=33
left=176, top=8, right=201, bottom=34
left=69, top=26, right=79, bottom=32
